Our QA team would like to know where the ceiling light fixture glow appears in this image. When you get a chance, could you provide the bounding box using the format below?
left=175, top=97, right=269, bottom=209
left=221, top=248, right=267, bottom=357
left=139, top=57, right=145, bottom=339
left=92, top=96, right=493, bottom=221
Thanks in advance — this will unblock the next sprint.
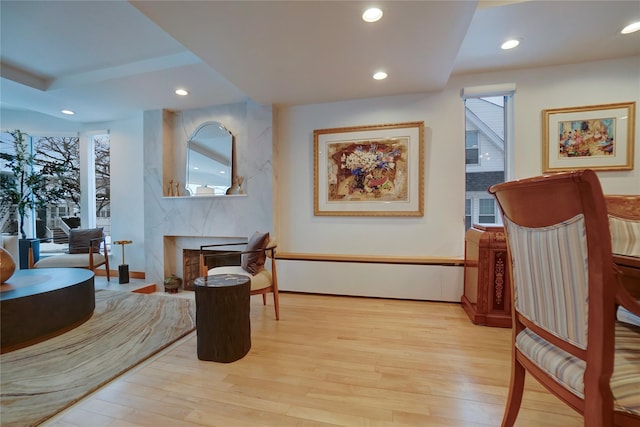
left=362, top=7, right=383, bottom=23
left=61, top=109, right=75, bottom=115
left=175, top=89, right=189, bottom=96
left=621, top=21, right=640, bottom=34
left=501, top=39, right=520, bottom=50
left=373, top=71, right=387, bottom=80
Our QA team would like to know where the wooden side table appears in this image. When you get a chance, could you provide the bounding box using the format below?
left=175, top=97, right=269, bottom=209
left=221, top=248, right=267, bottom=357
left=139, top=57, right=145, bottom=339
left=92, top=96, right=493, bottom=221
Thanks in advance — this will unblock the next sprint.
left=113, top=240, right=132, bottom=284
left=461, top=224, right=512, bottom=328
left=194, top=274, right=251, bottom=362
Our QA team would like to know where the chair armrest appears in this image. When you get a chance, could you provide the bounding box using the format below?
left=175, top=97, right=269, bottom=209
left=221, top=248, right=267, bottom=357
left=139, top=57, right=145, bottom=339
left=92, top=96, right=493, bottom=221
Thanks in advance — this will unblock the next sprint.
left=86, top=236, right=108, bottom=270
left=88, top=236, right=107, bottom=252
left=201, top=246, right=276, bottom=261
left=199, top=242, right=246, bottom=251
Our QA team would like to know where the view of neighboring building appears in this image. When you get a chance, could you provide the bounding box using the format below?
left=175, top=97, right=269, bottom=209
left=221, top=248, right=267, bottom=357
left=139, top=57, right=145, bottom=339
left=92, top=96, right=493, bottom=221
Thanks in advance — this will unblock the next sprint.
left=464, top=96, right=506, bottom=229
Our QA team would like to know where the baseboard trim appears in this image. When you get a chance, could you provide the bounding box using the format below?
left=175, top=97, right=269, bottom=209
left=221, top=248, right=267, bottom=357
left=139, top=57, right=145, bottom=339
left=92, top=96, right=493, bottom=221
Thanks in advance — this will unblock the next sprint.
left=276, top=252, right=463, bottom=266
left=131, top=284, right=157, bottom=294
left=95, top=270, right=145, bottom=279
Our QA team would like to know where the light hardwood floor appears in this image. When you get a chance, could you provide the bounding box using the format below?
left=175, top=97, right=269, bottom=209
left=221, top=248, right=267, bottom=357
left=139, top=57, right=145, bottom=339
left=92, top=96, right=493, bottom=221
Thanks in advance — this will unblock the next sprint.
left=44, top=291, right=582, bottom=426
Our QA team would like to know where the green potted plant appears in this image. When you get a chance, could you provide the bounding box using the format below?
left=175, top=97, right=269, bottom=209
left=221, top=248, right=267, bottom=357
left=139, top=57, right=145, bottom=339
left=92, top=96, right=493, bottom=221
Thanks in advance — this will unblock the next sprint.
left=0, top=130, right=65, bottom=267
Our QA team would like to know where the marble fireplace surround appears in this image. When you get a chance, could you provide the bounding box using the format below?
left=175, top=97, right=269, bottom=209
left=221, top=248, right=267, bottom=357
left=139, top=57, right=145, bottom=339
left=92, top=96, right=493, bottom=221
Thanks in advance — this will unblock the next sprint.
left=143, top=102, right=274, bottom=286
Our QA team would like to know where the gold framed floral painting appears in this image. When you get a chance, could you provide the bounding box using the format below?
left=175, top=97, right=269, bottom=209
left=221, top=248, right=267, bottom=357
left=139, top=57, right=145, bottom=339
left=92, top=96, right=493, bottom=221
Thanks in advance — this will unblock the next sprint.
left=542, top=102, right=635, bottom=172
left=314, top=121, right=424, bottom=216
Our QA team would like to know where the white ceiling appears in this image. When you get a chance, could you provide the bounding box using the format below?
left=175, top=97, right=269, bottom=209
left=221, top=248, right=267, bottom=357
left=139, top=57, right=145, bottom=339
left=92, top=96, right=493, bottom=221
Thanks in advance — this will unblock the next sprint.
left=1, top=0, right=639, bottom=124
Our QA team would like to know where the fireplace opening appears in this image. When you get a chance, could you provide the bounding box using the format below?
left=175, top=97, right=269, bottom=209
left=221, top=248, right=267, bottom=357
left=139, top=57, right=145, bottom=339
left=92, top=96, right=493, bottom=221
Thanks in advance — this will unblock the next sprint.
left=182, top=249, right=241, bottom=290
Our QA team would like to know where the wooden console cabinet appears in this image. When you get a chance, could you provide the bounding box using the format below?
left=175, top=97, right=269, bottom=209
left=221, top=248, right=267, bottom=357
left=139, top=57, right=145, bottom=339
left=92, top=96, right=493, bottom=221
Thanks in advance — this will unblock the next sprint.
left=461, top=224, right=512, bottom=328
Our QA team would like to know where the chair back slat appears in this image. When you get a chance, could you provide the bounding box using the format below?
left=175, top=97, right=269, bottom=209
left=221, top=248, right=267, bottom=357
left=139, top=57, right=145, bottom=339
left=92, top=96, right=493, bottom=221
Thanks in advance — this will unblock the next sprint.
left=608, top=216, right=640, bottom=257
left=504, top=214, right=589, bottom=348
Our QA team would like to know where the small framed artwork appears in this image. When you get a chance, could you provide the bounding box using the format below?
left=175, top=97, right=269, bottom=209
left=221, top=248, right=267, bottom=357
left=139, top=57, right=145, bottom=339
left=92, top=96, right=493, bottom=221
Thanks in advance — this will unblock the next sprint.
left=314, top=121, right=424, bottom=216
left=542, top=102, right=635, bottom=172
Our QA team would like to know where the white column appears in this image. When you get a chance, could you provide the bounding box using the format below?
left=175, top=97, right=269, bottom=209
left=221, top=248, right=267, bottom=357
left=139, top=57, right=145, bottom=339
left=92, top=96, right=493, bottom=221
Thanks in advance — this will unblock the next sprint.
left=79, top=132, right=96, bottom=228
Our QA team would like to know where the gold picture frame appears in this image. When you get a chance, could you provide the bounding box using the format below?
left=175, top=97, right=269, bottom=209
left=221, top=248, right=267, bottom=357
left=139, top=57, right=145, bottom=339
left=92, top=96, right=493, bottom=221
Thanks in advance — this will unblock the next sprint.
left=542, top=102, right=635, bottom=172
left=314, top=121, right=424, bottom=217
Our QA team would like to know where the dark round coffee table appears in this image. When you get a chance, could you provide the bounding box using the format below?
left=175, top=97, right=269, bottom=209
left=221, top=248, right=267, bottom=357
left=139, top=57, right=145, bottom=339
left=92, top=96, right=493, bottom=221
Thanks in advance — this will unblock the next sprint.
left=193, top=274, right=251, bottom=362
left=1, top=268, right=95, bottom=352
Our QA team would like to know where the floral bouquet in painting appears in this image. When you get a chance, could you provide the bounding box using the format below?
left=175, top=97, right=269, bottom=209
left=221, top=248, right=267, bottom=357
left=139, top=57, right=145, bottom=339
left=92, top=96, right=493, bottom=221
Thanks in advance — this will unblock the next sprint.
left=341, top=144, right=399, bottom=194
left=328, top=140, right=408, bottom=201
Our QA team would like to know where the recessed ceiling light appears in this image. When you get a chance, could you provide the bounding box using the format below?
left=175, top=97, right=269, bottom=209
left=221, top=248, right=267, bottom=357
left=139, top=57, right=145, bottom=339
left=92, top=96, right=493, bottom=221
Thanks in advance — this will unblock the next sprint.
left=61, top=109, right=75, bottom=115
left=501, top=39, right=520, bottom=50
left=362, top=7, right=383, bottom=23
left=373, top=71, right=388, bottom=80
left=175, top=89, right=189, bottom=96
left=621, top=21, right=640, bottom=34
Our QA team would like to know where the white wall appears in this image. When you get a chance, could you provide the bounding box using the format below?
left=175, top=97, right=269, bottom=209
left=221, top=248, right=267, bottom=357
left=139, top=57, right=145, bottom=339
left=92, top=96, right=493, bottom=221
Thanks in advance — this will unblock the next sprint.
left=107, top=114, right=145, bottom=272
left=274, top=56, right=640, bottom=300
left=277, top=92, right=466, bottom=256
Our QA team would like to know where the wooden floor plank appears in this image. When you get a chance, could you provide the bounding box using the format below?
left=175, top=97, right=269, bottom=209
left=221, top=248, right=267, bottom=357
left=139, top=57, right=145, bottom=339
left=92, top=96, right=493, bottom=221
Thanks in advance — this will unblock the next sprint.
left=44, top=292, right=582, bottom=426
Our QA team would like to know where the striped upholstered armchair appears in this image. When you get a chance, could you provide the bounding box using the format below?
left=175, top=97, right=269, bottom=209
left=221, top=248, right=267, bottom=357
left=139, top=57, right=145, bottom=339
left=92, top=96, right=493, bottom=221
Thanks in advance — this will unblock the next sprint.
left=489, top=170, right=639, bottom=427
left=605, top=195, right=640, bottom=328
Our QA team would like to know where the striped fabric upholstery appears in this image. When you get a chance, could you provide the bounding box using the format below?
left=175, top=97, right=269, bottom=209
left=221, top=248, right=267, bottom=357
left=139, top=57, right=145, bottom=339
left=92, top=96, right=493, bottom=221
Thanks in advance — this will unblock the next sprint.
left=516, top=324, right=640, bottom=415
left=609, top=215, right=640, bottom=257
left=504, top=214, right=589, bottom=349
left=618, top=305, right=640, bottom=327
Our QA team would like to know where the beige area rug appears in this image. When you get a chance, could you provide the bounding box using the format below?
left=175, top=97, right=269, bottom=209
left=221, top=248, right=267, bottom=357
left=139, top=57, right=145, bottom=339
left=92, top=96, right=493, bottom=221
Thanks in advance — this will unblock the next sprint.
left=0, top=289, right=196, bottom=426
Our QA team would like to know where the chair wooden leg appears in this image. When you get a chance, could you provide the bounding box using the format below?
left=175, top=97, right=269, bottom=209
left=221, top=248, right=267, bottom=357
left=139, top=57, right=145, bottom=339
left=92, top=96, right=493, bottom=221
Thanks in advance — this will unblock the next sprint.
left=501, top=357, right=526, bottom=427
left=28, top=246, right=34, bottom=269
left=262, top=293, right=267, bottom=305
left=273, top=290, right=280, bottom=320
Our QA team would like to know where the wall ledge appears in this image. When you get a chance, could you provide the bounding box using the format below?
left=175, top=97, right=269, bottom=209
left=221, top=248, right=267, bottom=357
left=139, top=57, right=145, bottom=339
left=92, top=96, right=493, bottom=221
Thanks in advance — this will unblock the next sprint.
left=276, top=252, right=463, bottom=266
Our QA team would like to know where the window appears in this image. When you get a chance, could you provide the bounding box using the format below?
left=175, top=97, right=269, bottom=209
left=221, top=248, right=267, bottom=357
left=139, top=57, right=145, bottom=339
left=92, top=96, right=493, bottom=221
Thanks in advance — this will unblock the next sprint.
left=1, top=131, right=111, bottom=248
left=465, top=131, right=479, bottom=165
left=478, top=198, right=496, bottom=224
left=93, top=134, right=110, bottom=239
left=33, top=135, right=80, bottom=241
left=462, top=84, right=515, bottom=230
left=0, top=132, right=80, bottom=239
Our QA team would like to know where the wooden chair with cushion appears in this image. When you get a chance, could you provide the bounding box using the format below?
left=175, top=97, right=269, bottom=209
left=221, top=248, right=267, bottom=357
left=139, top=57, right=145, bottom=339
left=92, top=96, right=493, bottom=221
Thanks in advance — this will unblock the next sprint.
left=605, top=194, right=640, bottom=327
left=488, top=169, right=640, bottom=427
left=606, top=195, right=640, bottom=258
left=199, top=231, right=279, bottom=320
left=33, top=227, right=110, bottom=281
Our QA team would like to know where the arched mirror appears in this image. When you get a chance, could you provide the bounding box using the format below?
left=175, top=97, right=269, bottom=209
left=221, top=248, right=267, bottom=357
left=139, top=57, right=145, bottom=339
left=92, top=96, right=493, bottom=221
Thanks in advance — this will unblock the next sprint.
left=186, top=121, right=233, bottom=196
